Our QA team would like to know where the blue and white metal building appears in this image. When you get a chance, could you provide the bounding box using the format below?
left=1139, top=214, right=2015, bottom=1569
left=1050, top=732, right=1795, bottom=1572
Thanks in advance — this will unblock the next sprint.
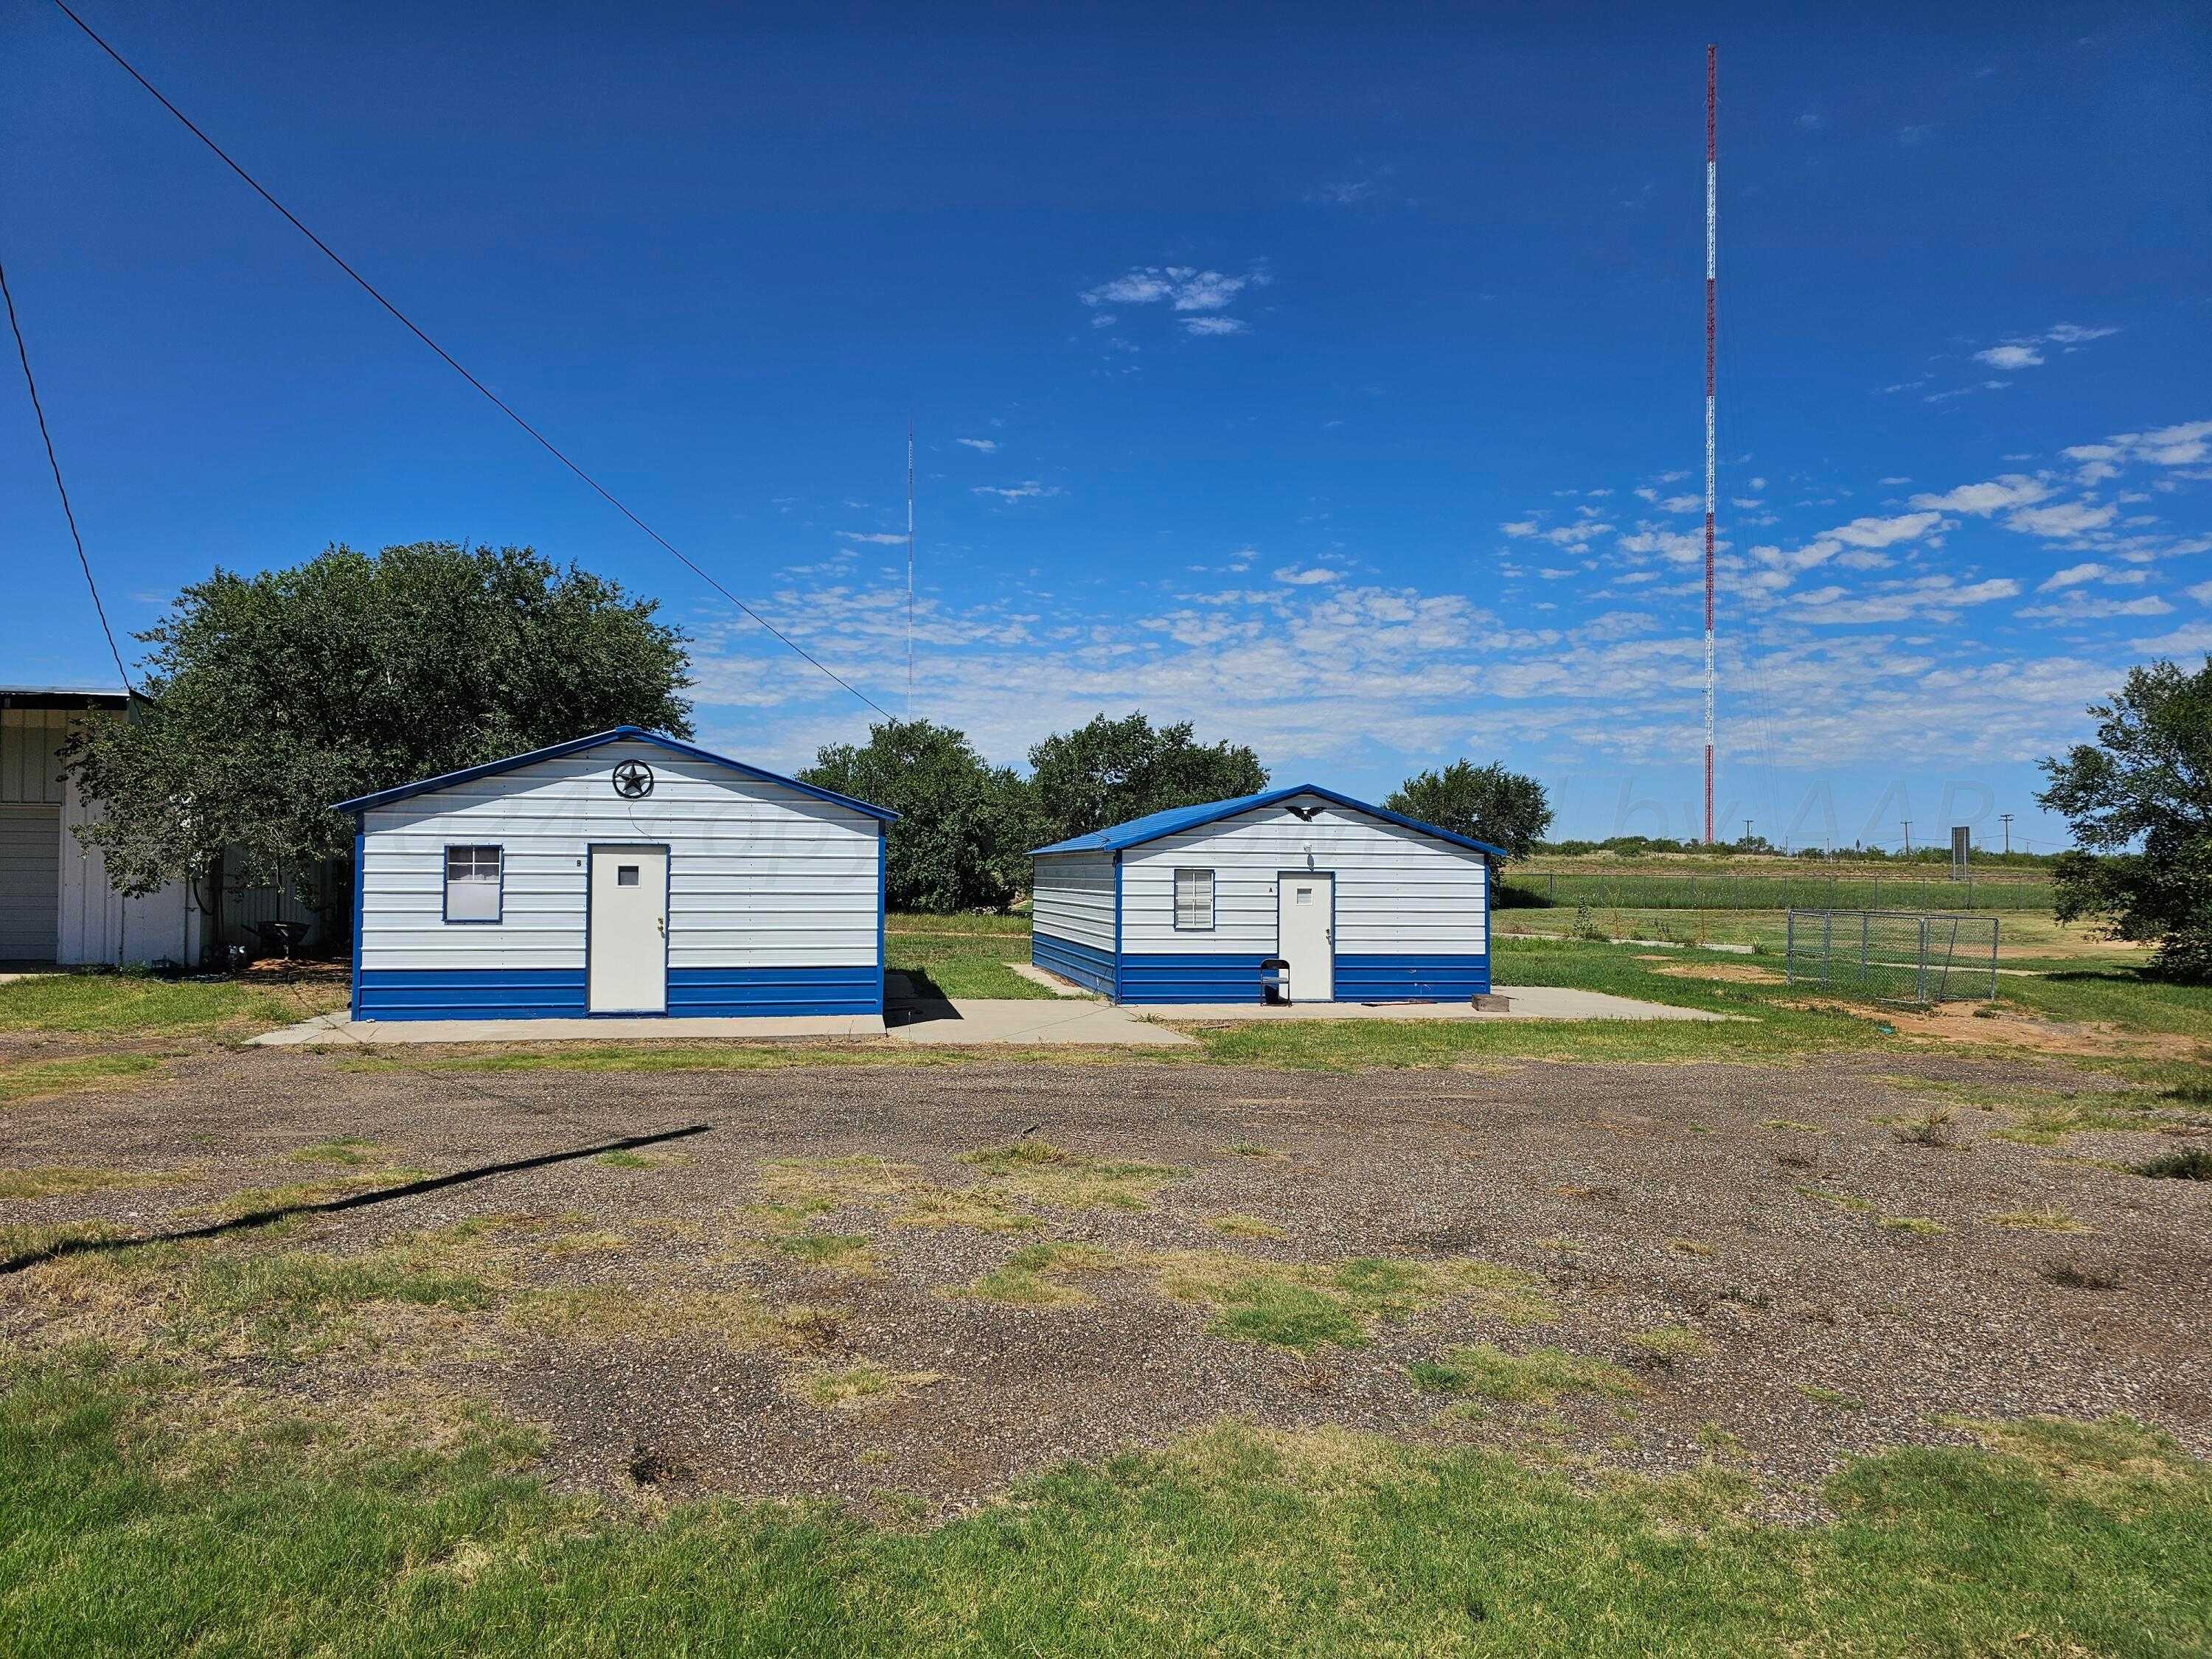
left=335, top=728, right=896, bottom=1023
left=1029, top=785, right=1505, bottom=1006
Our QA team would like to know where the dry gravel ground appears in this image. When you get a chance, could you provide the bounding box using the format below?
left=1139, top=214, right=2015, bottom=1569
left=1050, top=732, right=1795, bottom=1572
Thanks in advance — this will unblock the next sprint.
left=2, top=1044, right=2207, bottom=1521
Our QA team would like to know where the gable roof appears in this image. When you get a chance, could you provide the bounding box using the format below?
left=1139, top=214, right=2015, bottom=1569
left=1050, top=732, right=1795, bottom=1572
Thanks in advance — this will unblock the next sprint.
left=1029, top=783, right=1507, bottom=860
left=331, top=727, right=899, bottom=822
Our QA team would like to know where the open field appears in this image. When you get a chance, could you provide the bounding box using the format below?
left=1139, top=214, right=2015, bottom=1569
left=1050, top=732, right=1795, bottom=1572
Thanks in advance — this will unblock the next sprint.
left=1503, top=866, right=2056, bottom=916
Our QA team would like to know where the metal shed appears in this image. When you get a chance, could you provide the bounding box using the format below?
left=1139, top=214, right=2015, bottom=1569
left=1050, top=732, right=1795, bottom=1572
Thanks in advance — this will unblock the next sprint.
left=336, top=727, right=896, bottom=1023
left=1028, top=785, right=1505, bottom=1006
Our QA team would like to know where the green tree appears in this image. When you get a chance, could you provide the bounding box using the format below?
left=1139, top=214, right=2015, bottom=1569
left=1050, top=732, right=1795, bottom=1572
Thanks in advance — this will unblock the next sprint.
left=1384, top=760, right=1553, bottom=857
left=63, top=543, right=691, bottom=904
left=801, top=720, right=1034, bottom=913
left=1027, top=712, right=1267, bottom=844
left=2037, top=658, right=2212, bottom=981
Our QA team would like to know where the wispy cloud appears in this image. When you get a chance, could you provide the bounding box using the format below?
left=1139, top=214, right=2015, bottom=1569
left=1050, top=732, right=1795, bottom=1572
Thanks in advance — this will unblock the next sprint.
left=838, top=531, right=908, bottom=545
left=1079, top=264, right=1273, bottom=336
left=1271, top=565, right=1343, bottom=586
left=955, top=437, right=999, bottom=453
left=970, top=481, right=1061, bottom=503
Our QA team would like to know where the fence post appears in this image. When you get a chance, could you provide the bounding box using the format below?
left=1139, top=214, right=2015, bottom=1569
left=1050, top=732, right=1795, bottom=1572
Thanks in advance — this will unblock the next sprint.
left=1820, top=909, right=1832, bottom=987
left=1860, top=911, right=1870, bottom=990
left=1918, top=914, right=1929, bottom=1004
left=1786, top=910, right=1795, bottom=984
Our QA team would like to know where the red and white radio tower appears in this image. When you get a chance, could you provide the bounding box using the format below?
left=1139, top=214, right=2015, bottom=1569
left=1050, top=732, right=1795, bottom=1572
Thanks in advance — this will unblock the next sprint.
left=1702, top=45, right=1718, bottom=844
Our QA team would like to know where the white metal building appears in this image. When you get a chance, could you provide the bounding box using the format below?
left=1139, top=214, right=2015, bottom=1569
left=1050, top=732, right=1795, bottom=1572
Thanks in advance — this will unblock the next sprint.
left=1029, top=785, right=1503, bottom=1005
left=336, top=727, right=896, bottom=1022
left=0, top=689, right=199, bottom=967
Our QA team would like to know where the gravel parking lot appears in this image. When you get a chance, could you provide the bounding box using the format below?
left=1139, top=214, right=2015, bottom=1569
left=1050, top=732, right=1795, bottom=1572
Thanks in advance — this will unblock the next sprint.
left=4, top=1044, right=2207, bottom=1519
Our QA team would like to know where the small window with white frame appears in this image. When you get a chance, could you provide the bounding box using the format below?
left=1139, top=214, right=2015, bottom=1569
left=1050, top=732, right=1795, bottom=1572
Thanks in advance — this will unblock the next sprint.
left=444, top=845, right=503, bottom=923
left=1174, top=868, right=1215, bottom=931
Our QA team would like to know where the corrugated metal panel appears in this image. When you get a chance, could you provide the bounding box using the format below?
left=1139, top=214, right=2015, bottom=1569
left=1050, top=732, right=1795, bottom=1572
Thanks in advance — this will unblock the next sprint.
left=1031, top=931, right=1113, bottom=995
left=0, top=804, right=60, bottom=960
left=1335, top=954, right=1490, bottom=1001
left=0, top=710, right=69, bottom=806
left=358, top=740, right=880, bottom=980
left=357, top=968, right=588, bottom=1020
left=1120, top=797, right=1489, bottom=960
left=667, top=965, right=880, bottom=1018
left=56, top=771, right=197, bottom=966
left=1029, top=782, right=1508, bottom=858
left=1117, top=952, right=1270, bottom=1004
left=1029, top=850, right=1115, bottom=954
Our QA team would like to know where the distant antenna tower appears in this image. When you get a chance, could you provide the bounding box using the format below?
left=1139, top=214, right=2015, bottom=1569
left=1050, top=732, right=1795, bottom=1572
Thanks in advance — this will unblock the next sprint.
left=1702, top=44, right=1719, bottom=844
left=902, top=418, right=911, bottom=717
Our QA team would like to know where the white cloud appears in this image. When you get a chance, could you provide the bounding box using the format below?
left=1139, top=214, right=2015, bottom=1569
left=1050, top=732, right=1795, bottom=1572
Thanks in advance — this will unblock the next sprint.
left=1659, top=494, right=1702, bottom=513
left=1271, top=565, right=1343, bottom=586
left=1975, top=344, right=2045, bottom=370
left=838, top=531, right=908, bottom=545
left=1500, top=520, right=1540, bottom=539
left=2037, top=561, right=2107, bottom=591
left=2006, top=500, right=2118, bottom=538
left=2130, top=622, right=2212, bottom=655
left=2017, top=594, right=2174, bottom=622
left=1079, top=265, right=1272, bottom=335
left=970, top=481, right=1061, bottom=502
left=1910, top=475, right=2050, bottom=515
left=955, top=437, right=999, bottom=453
left=2187, top=580, right=2212, bottom=605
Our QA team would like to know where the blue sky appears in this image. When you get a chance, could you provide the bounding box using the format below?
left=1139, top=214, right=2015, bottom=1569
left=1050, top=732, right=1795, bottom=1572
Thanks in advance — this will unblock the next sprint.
left=4, top=1, right=2208, bottom=849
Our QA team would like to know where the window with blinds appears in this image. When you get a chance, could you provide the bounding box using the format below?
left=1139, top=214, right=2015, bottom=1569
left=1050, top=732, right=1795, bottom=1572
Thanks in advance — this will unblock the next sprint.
left=1173, top=868, right=1214, bottom=931
left=444, top=845, right=503, bottom=922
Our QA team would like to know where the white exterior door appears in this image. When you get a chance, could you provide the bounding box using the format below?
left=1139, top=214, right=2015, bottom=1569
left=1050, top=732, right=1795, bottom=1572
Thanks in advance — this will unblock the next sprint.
left=1276, top=873, right=1334, bottom=1002
left=588, top=846, right=668, bottom=1014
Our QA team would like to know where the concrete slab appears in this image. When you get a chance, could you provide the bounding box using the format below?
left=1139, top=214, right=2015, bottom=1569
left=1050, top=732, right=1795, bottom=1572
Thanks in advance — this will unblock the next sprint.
left=886, top=998, right=1192, bottom=1046
left=248, top=1011, right=887, bottom=1046
left=1130, top=985, right=1733, bottom=1023
left=1005, top=961, right=1097, bottom=998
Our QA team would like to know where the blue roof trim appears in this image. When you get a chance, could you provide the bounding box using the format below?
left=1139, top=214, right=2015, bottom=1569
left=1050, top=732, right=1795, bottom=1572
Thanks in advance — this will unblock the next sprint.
left=1029, top=783, right=1508, bottom=860
left=330, top=726, right=900, bottom=822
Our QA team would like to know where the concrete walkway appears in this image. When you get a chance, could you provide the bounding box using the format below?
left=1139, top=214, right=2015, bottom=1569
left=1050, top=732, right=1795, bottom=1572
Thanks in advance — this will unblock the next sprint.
left=249, top=1011, right=887, bottom=1046
left=250, top=981, right=1723, bottom=1047
left=1133, top=985, right=1732, bottom=1023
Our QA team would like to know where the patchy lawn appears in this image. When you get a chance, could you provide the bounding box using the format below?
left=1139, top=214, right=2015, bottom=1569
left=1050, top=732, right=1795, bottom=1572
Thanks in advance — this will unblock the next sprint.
left=0, top=967, right=346, bottom=1042
left=3, top=933, right=2210, bottom=1649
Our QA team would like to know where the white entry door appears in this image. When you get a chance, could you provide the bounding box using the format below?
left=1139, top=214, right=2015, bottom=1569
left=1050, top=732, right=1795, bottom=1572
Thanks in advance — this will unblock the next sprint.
left=588, top=846, right=668, bottom=1014
left=1276, top=873, right=1334, bottom=1003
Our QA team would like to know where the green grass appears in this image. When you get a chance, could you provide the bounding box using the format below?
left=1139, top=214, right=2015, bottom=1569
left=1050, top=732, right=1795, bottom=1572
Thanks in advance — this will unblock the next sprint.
left=4, top=1354, right=2211, bottom=1654
left=887, top=913, right=1056, bottom=1000
left=1408, top=1342, right=1642, bottom=1405
left=0, top=1054, right=164, bottom=1106
left=0, top=971, right=344, bottom=1038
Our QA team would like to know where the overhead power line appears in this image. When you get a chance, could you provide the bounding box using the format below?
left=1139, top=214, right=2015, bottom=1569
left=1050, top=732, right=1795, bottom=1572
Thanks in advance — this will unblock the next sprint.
left=1, top=254, right=134, bottom=693
left=49, top=0, right=889, bottom=719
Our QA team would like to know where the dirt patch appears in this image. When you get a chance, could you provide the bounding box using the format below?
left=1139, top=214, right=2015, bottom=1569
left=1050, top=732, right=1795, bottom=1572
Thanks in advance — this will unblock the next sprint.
left=1788, top=998, right=2203, bottom=1061
left=1, top=1044, right=2207, bottom=1521
left=1639, top=958, right=1784, bottom=986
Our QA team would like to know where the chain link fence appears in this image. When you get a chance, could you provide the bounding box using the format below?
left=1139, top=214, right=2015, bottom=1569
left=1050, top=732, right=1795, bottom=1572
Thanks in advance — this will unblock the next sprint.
left=1784, top=909, right=2000, bottom=1004
left=1500, top=870, right=2051, bottom=914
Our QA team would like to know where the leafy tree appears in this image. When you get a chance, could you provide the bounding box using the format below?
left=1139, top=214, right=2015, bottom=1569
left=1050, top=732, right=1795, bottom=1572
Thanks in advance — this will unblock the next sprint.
left=1027, top=713, right=1267, bottom=844
left=63, top=543, right=691, bottom=905
left=801, top=720, right=1034, bottom=913
left=2037, top=658, right=2212, bottom=981
left=1385, top=760, right=1553, bottom=857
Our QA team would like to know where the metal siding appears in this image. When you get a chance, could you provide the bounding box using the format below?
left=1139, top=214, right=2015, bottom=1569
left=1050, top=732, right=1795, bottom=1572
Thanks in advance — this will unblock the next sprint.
left=55, top=767, right=194, bottom=966
left=1116, top=796, right=1488, bottom=1001
left=1117, top=952, right=1271, bottom=1004
left=0, top=804, right=60, bottom=960
left=1029, top=849, right=1115, bottom=953
left=0, top=710, right=70, bottom=805
left=357, top=967, right=588, bottom=1020
left=357, top=740, right=879, bottom=978
left=1031, top=931, right=1113, bottom=995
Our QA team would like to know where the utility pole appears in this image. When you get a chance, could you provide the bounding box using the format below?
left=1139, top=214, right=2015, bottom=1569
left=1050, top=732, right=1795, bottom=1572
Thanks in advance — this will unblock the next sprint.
left=1701, top=44, right=1719, bottom=844
left=1901, top=821, right=1912, bottom=856
left=2000, top=813, right=2013, bottom=855
left=1743, top=818, right=1753, bottom=846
